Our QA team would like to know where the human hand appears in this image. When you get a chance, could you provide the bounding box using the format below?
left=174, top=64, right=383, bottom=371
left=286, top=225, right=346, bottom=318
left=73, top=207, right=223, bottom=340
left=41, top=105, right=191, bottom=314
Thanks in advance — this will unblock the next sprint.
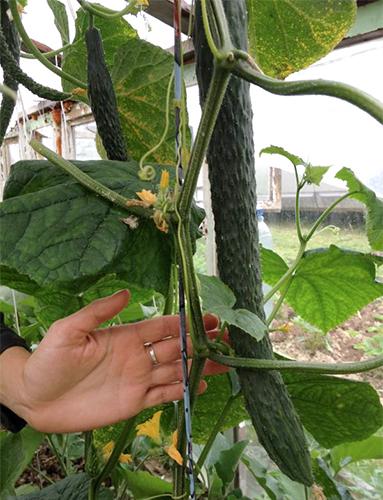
left=7, top=290, right=228, bottom=433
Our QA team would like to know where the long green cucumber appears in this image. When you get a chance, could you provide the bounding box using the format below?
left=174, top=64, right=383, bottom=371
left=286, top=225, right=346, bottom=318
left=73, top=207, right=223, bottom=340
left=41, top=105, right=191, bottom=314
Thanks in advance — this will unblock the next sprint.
left=0, top=0, right=19, bottom=146
left=85, top=26, right=128, bottom=162
left=194, top=0, right=313, bottom=486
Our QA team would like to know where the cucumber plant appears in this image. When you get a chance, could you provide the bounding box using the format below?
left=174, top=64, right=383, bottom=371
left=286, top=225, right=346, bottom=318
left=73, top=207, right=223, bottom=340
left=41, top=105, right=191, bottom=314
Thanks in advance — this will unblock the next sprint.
left=0, top=0, right=383, bottom=499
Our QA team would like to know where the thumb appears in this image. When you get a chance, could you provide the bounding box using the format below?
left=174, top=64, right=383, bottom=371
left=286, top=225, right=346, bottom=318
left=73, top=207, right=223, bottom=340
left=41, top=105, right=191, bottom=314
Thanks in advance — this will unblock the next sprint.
left=54, top=290, right=130, bottom=338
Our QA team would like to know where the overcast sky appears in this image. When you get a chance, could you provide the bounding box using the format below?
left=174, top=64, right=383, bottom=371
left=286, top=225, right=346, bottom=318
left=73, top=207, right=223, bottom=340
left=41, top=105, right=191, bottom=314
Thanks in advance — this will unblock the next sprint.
left=3, top=0, right=383, bottom=194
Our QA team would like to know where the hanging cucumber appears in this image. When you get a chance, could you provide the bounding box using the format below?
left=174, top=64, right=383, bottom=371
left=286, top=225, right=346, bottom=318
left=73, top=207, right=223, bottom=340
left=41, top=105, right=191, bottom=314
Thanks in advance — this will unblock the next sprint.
left=194, top=0, right=313, bottom=486
left=0, top=0, right=19, bottom=146
left=0, top=27, right=71, bottom=103
left=85, top=25, right=128, bottom=162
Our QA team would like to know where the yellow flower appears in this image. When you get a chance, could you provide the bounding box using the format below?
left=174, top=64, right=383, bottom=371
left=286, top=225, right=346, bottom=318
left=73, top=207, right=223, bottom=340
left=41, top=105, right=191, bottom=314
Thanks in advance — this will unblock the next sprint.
left=160, top=170, right=169, bottom=191
left=135, top=0, right=149, bottom=7
left=136, top=410, right=163, bottom=443
left=136, top=189, right=157, bottom=206
left=102, top=441, right=115, bottom=461
left=102, top=441, right=133, bottom=463
left=166, top=431, right=183, bottom=466
left=119, top=453, right=133, bottom=464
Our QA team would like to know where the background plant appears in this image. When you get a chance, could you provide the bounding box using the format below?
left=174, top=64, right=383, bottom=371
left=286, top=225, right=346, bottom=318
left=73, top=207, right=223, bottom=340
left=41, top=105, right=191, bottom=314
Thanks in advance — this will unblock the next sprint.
left=0, top=0, right=382, bottom=499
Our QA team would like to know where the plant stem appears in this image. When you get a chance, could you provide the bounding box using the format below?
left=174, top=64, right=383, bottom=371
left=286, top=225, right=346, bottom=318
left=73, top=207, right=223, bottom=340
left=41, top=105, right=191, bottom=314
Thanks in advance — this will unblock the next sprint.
left=89, top=417, right=136, bottom=500
left=230, top=59, right=383, bottom=125
left=305, top=191, right=358, bottom=241
left=216, top=321, right=228, bottom=342
left=9, top=1, right=86, bottom=90
left=46, top=435, right=68, bottom=476
left=29, top=140, right=150, bottom=218
left=201, top=0, right=221, bottom=59
left=28, top=463, right=55, bottom=485
left=266, top=276, right=293, bottom=327
left=207, top=351, right=383, bottom=374
left=197, top=393, right=240, bottom=470
left=295, top=182, right=305, bottom=244
left=0, top=83, right=16, bottom=100
left=20, top=44, right=71, bottom=59
left=77, top=0, right=139, bottom=20
left=178, top=66, right=230, bottom=219
left=263, top=242, right=306, bottom=304
left=84, top=431, right=93, bottom=467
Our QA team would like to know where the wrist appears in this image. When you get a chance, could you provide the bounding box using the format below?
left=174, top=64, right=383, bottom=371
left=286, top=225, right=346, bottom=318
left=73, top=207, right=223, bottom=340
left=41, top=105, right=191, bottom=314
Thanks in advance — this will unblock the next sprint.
left=0, top=346, right=31, bottom=422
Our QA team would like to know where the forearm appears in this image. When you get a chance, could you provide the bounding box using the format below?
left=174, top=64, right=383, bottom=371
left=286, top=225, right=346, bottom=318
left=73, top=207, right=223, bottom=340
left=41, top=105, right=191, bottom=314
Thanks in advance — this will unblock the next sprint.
left=0, top=346, right=31, bottom=422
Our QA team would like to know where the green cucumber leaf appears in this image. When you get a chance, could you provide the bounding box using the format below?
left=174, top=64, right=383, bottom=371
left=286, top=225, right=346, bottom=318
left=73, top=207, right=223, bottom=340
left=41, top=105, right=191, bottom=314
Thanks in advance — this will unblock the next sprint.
left=336, top=167, right=383, bottom=250
left=260, top=146, right=330, bottom=186
left=61, top=6, right=137, bottom=92
left=330, top=435, right=383, bottom=474
left=286, top=246, right=383, bottom=332
left=198, top=274, right=267, bottom=341
left=47, top=0, right=70, bottom=46
left=111, top=38, right=191, bottom=164
left=17, top=474, right=112, bottom=499
left=241, top=453, right=285, bottom=500
left=117, top=469, right=171, bottom=500
left=246, top=0, right=356, bottom=79
left=0, top=427, right=44, bottom=496
left=260, top=246, right=289, bottom=287
left=312, top=458, right=353, bottom=500
left=207, top=472, right=224, bottom=500
left=215, top=441, right=249, bottom=493
left=1, top=160, right=201, bottom=298
left=282, top=371, right=383, bottom=448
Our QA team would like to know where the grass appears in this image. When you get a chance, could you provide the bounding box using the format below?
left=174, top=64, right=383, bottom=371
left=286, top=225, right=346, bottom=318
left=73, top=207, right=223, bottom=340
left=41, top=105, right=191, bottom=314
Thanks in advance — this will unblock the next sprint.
left=268, top=221, right=383, bottom=277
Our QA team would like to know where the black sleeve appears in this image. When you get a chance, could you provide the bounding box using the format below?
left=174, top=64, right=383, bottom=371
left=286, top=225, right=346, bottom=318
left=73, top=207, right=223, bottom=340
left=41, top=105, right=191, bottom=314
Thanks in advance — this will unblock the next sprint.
left=0, top=312, right=30, bottom=433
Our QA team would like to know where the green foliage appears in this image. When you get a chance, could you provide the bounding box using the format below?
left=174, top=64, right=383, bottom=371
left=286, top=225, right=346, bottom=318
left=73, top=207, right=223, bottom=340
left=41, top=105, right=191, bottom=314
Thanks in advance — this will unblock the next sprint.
left=61, top=6, right=137, bottom=92
left=312, top=458, right=354, bottom=499
left=260, top=145, right=331, bottom=185
left=214, top=440, right=249, bottom=494
left=117, top=469, right=172, bottom=500
left=46, top=0, right=70, bottom=46
left=246, top=0, right=357, bottom=79
left=198, top=274, right=267, bottom=341
left=261, top=246, right=383, bottom=332
left=331, top=435, right=383, bottom=474
left=111, top=38, right=190, bottom=165
left=0, top=160, right=179, bottom=297
left=336, top=167, right=383, bottom=250
left=17, top=474, right=113, bottom=500
left=0, top=427, right=44, bottom=498
left=354, top=333, right=383, bottom=356
left=283, top=371, right=383, bottom=448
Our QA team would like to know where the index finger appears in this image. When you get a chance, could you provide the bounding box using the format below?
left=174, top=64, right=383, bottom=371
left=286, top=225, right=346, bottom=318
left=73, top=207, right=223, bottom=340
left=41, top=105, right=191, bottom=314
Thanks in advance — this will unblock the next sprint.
left=134, top=313, right=219, bottom=344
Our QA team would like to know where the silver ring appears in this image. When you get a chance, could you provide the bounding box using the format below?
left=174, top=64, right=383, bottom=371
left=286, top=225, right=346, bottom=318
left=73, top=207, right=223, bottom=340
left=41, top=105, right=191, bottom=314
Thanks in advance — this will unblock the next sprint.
left=148, top=345, right=159, bottom=365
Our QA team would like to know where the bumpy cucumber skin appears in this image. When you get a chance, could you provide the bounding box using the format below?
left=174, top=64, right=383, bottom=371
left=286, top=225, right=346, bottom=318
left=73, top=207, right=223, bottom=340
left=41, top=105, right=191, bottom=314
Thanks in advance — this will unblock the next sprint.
left=0, top=27, right=70, bottom=103
left=85, top=27, right=128, bottom=162
left=0, top=0, right=19, bottom=146
left=194, top=0, right=313, bottom=486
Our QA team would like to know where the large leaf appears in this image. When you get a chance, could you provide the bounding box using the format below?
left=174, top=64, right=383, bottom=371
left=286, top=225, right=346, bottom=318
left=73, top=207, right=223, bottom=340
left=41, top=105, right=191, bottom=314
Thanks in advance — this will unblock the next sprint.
left=262, top=246, right=383, bottom=332
left=330, top=435, right=383, bottom=474
left=241, top=453, right=285, bottom=500
left=282, top=371, right=383, bottom=448
left=61, top=6, right=137, bottom=92
left=17, top=474, right=112, bottom=500
left=0, top=427, right=44, bottom=496
left=260, top=246, right=289, bottom=286
left=246, top=0, right=357, bottom=79
left=336, top=167, right=383, bottom=250
left=111, top=38, right=191, bottom=164
left=47, top=0, right=70, bottom=46
left=286, top=246, right=383, bottom=332
left=118, top=469, right=171, bottom=500
left=198, top=274, right=267, bottom=341
left=0, top=160, right=188, bottom=297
